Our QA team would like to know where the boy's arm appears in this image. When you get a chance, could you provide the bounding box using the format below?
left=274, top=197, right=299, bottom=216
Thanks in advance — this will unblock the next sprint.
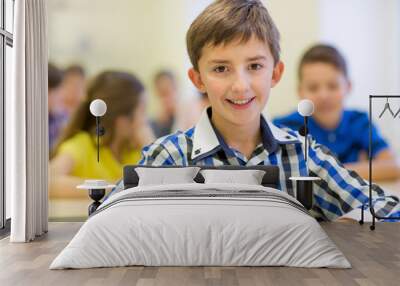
left=344, top=149, right=400, bottom=181
left=307, top=137, right=400, bottom=221
left=343, top=112, right=400, bottom=180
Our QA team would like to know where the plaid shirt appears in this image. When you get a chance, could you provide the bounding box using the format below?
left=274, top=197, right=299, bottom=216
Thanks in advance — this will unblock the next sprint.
left=112, top=107, right=400, bottom=221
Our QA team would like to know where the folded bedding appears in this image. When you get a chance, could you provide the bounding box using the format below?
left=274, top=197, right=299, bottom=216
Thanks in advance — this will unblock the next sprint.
left=50, top=183, right=350, bottom=269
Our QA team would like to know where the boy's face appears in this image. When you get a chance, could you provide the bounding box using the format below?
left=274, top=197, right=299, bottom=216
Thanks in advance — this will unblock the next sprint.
left=298, top=63, right=351, bottom=121
left=189, top=36, right=284, bottom=127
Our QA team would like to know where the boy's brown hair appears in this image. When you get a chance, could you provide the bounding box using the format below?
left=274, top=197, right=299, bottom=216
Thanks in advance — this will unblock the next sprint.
left=298, top=44, right=348, bottom=80
left=186, top=0, right=281, bottom=71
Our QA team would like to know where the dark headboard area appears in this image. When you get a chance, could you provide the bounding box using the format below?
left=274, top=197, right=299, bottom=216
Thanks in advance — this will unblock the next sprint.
left=123, top=165, right=280, bottom=189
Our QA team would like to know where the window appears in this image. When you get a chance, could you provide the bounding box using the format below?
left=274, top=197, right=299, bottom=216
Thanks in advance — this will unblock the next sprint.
left=0, top=0, right=14, bottom=232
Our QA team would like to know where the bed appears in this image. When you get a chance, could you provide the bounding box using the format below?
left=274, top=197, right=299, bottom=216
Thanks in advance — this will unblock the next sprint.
left=50, top=165, right=350, bottom=269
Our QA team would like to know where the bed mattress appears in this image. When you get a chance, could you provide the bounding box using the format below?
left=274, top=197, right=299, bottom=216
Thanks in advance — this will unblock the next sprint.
left=50, top=183, right=350, bottom=269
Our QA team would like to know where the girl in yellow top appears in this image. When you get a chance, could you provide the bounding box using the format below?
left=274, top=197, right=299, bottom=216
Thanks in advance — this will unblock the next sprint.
left=50, top=71, right=155, bottom=199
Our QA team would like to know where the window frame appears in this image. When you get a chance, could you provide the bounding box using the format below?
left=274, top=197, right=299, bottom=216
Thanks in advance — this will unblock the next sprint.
left=0, top=0, right=14, bottom=233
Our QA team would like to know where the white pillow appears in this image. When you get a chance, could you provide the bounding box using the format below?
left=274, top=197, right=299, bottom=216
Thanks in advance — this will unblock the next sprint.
left=200, top=169, right=265, bottom=185
left=135, top=167, right=201, bottom=186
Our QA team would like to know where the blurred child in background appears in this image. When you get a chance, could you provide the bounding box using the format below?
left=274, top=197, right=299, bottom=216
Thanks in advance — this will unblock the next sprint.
left=273, top=44, right=399, bottom=181
left=61, top=64, right=87, bottom=117
left=150, top=70, right=179, bottom=137
left=48, top=63, right=67, bottom=152
left=50, top=71, right=155, bottom=199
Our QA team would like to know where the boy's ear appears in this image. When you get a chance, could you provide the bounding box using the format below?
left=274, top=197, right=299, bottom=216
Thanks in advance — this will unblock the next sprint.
left=271, top=61, right=285, bottom=88
left=188, top=68, right=207, bottom=93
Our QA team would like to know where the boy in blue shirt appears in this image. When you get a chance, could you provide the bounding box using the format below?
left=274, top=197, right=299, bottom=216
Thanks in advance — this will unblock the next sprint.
left=274, top=44, right=399, bottom=181
left=112, top=0, right=400, bottom=221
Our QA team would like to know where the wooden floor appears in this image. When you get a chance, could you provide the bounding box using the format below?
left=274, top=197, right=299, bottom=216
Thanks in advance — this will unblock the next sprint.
left=0, top=222, right=399, bottom=286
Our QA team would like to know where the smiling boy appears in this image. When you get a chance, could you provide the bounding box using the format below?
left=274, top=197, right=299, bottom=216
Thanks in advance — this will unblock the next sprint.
left=188, top=34, right=283, bottom=161
left=111, top=0, right=400, bottom=221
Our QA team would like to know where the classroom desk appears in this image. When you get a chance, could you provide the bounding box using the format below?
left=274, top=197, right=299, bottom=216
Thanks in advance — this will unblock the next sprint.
left=49, top=198, right=91, bottom=221
left=48, top=180, right=400, bottom=221
left=49, top=189, right=113, bottom=221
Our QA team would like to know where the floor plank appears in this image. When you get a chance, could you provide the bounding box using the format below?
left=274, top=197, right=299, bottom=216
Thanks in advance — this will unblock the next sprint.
left=0, top=222, right=399, bottom=286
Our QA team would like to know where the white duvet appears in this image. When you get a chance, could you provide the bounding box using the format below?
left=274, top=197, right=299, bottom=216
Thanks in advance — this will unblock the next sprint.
left=50, top=183, right=351, bottom=269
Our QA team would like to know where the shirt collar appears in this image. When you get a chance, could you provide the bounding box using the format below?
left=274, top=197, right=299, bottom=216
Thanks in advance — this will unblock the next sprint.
left=191, top=107, right=300, bottom=161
